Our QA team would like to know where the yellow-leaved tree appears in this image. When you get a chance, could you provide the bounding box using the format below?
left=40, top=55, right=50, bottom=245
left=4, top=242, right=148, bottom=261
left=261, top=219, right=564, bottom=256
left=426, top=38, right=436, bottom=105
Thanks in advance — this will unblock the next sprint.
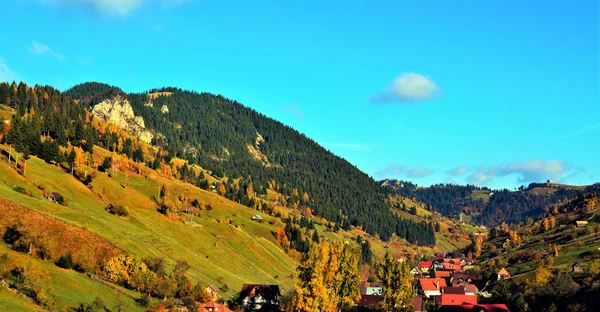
left=377, top=252, right=414, bottom=312
left=290, top=241, right=360, bottom=312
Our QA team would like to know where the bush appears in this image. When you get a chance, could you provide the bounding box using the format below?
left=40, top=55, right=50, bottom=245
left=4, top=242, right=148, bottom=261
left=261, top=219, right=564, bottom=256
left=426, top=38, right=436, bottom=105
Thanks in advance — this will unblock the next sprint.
left=56, top=253, right=74, bottom=269
left=13, top=186, right=28, bottom=195
left=111, top=205, right=129, bottom=217
left=106, top=204, right=130, bottom=217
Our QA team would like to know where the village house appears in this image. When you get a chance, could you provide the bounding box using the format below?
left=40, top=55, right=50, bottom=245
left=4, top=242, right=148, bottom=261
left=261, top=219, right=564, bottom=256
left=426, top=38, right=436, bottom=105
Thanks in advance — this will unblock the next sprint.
left=572, top=262, right=585, bottom=272
left=497, top=268, right=511, bottom=281
left=419, top=278, right=447, bottom=298
left=360, top=282, right=383, bottom=296
left=251, top=215, right=263, bottom=221
left=419, top=261, right=433, bottom=273
left=434, top=270, right=452, bottom=279
left=197, top=302, right=233, bottom=312
left=438, top=303, right=510, bottom=312
left=442, top=258, right=463, bottom=272
left=47, top=192, right=64, bottom=204
left=575, top=220, right=588, bottom=227
left=239, top=284, right=280, bottom=311
left=451, top=281, right=478, bottom=296
left=206, top=285, right=220, bottom=301
left=397, top=255, right=408, bottom=263
left=451, top=272, right=478, bottom=284
left=357, top=294, right=381, bottom=308
left=434, top=293, right=478, bottom=306
left=443, top=262, right=463, bottom=272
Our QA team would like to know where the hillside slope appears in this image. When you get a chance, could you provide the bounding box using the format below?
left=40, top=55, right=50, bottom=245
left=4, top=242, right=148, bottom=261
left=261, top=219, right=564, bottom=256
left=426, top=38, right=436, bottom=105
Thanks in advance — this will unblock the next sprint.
left=61, top=82, right=434, bottom=243
left=468, top=186, right=600, bottom=311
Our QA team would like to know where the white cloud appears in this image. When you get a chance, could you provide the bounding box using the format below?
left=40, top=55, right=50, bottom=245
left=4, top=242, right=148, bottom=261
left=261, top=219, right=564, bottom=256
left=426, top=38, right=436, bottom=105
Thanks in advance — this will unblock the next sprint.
left=280, top=103, right=304, bottom=119
left=466, top=166, right=495, bottom=185
left=41, top=0, right=191, bottom=16
left=29, top=41, right=65, bottom=61
left=42, top=0, right=144, bottom=15
left=0, top=58, right=17, bottom=82
left=466, top=159, right=574, bottom=186
left=370, top=72, right=440, bottom=103
left=377, top=163, right=433, bottom=178
left=495, top=160, right=569, bottom=183
left=323, top=143, right=373, bottom=152
left=447, top=165, right=468, bottom=176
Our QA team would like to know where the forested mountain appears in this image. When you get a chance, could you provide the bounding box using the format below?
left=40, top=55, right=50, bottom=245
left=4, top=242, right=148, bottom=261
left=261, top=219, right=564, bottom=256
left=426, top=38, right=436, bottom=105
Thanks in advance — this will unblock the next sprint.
left=381, top=180, right=487, bottom=217
left=382, top=179, right=593, bottom=226
left=0, top=81, right=435, bottom=246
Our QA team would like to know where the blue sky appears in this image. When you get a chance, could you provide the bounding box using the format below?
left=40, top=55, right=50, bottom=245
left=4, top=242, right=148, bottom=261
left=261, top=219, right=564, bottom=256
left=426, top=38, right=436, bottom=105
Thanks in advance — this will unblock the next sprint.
left=1, top=0, right=598, bottom=189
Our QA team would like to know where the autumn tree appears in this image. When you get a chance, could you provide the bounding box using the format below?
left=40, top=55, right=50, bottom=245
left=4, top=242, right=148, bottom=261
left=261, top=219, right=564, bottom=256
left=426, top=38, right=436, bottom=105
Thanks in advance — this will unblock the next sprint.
left=472, top=235, right=484, bottom=258
left=376, top=252, right=414, bottom=312
left=291, top=241, right=360, bottom=312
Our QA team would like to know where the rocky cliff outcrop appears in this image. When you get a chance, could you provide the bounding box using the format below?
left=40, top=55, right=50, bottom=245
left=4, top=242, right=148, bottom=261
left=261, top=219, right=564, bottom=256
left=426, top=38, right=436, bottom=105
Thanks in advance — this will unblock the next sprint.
left=92, top=95, right=154, bottom=143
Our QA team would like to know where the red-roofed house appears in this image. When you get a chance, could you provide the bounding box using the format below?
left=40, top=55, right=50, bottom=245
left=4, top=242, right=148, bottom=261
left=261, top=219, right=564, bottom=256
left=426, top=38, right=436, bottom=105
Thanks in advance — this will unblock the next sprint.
left=435, top=293, right=478, bottom=306
left=444, top=262, right=463, bottom=272
left=419, top=278, right=447, bottom=297
left=437, top=303, right=510, bottom=312
left=444, top=258, right=462, bottom=265
left=435, top=270, right=452, bottom=279
left=419, top=261, right=433, bottom=273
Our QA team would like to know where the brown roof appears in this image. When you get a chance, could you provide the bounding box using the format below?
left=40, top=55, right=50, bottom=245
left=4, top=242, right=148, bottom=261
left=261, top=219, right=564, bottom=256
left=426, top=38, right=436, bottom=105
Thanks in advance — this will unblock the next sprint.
left=358, top=294, right=382, bottom=306
left=209, top=285, right=219, bottom=293
left=419, top=278, right=447, bottom=291
left=452, top=272, right=478, bottom=282
left=442, top=287, right=466, bottom=295
left=451, top=282, right=477, bottom=294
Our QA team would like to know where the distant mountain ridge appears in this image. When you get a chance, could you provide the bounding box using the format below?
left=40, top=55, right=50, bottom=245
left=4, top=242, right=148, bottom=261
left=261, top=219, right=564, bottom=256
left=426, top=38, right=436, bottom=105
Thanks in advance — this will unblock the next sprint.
left=381, top=179, right=598, bottom=226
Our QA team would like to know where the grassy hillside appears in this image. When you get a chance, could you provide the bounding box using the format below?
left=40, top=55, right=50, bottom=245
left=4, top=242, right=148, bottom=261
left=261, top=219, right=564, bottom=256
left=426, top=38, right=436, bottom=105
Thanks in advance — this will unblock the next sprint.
left=480, top=202, right=600, bottom=277
left=0, top=243, right=143, bottom=311
left=0, top=144, right=297, bottom=297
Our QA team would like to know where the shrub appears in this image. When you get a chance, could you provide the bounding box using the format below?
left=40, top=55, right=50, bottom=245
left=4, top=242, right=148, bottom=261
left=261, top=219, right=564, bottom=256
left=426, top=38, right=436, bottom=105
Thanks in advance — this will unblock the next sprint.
left=13, top=186, right=27, bottom=195
left=107, top=205, right=129, bottom=217
left=56, top=253, right=74, bottom=269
